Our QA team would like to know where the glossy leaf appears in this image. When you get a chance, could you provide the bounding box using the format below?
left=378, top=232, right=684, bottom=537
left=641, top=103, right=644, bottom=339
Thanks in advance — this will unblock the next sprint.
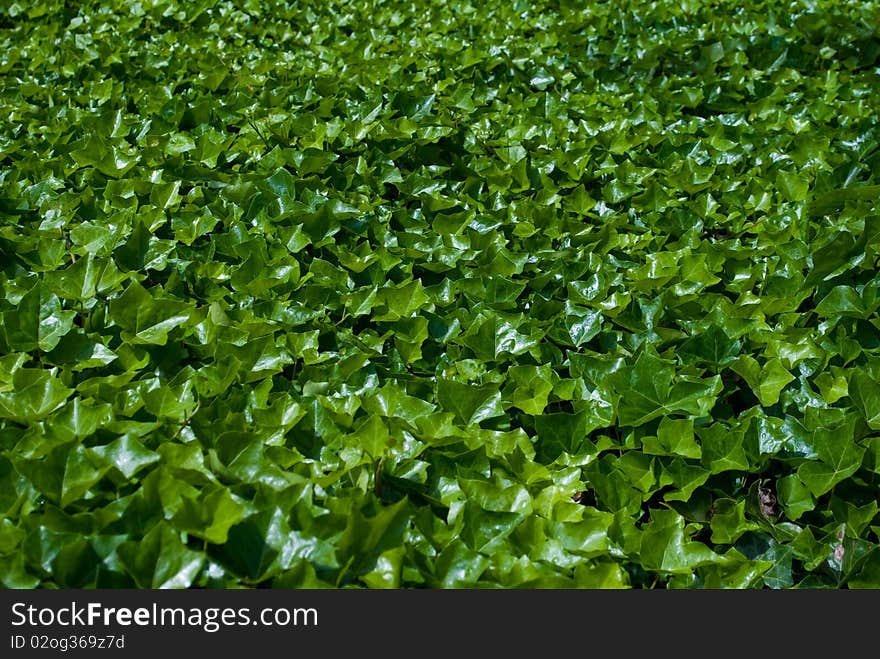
left=117, top=522, right=204, bottom=589
left=2, top=0, right=880, bottom=590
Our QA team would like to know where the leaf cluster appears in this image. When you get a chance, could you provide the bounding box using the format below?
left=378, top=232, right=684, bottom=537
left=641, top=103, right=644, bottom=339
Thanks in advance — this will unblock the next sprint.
left=2, top=0, right=880, bottom=588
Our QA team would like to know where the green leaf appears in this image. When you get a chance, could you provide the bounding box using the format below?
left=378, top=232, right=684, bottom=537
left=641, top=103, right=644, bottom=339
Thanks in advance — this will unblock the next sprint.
left=436, top=379, right=503, bottom=427
left=335, top=498, right=411, bottom=577
left=815, top=286, right=866, bottom=318
left=1, top=282, right=75, bottom=352
left=609, top=348, right=721, bottom=426
left=776, top=170, right=810, bottom=202
left=48, top=327, right=118, bottom=370
left=506, top=365, right=554, bottom=415
left=459, top=501, right=524, bottom=553
left=642, top=417, right=701, bottom=459
left=662, top=458, right=711, bottom=502
left=797, top=417, right=865, bottom=497
left=757, top=359, right=796, bottom=407
left=565, top=303, right=603, bottom=347
left=373, top=280, right=429, bottom=321
left=534, top=410, right=589, bottom=463
left=0, top=552, right=40, bottom=589
left=460, top=313, right=539, bottom=360
left=0, top=368, right=73, bottom=423
left=776, top=475, right=815, bottom=521
left=831, top=496, right=878, bottom=536
left=5, top=0, right=880, bottom=591
left=44, top=254, right=123, bottom=302
left=814, top=370, right=848, bottom=405
left=91, top=435, right=159, bottom=480
left=117, top=522, right=204, bottom=588
left=171, top=486, right=248, bottom=544
left=70, top=135, right=138, bottom=178
left=678, top=325, right=741, bottom=368
left=790, top=527, right=829, bottom=571
left=142, top=377, right=196, bottom=422
left=60, top=445, right=109, bottom=507
left=639, top=509, right=729, bottom=573
left=51, top=538, right=101, bottom=587
left=108, top=281, right=194, bottom=345
left=698, top=423, right=750, bottom=474
left=346, top=414, right=393, bottom=458
left=849, top=550, right=880, bottom=589
left=584, top=455, right=643, bottom=516
left=431, top=539, right=489, bottom=587
left=808, top=185, right=880, bottom=217
left=850, top=371, right=880, bottom=430
left=209, top=508, right=292, bottom=582
left=550, top=508, right=615, bottom=558
left=710, top=499, right=760, bottom=545
left=760, top=543, right=794, bottom=589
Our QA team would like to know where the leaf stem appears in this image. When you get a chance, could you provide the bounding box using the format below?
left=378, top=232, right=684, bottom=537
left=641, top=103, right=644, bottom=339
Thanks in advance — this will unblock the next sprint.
left=169, top=400, right=201, bottom=441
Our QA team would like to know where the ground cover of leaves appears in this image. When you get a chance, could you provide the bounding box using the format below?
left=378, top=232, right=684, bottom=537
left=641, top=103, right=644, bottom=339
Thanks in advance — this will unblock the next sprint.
left=1, top=0, right=880, bottom=588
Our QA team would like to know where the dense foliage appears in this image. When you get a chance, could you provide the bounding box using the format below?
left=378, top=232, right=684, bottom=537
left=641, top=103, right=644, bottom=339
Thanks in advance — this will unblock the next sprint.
left=1, top=0, right=879, bottom=588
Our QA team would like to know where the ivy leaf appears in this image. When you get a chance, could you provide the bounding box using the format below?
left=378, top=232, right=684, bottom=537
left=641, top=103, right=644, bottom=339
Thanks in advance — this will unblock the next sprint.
left=346, top=414, right=393, bottom=459
left=609, top=348, right=721, bottom=426
left=534, top=410, right=589, bottom=463
left=699, top=423, right=750, bottom=474
left=732, top=356, right=795, bottom=407
left=334, top=498, right=411, bottom=577
left=662, top=458, right=711, bottom=502
left=60, top=445, right=109, bottom=507
left=171, top=486, right=249, bottom=544
left=70, top=135, right=139, bottom=178
left=108, top=281, right=194, bottom=345
left=710, top=499, right=760, bottom=545
left=565, top=303, right=603, bottom=346
left=641, top=417, right=701, bottom=459
left=4, top=0, right=880, bottom=591
left=776, top=170, right=810, bottom=202
left=639, top=509, right=730, bottom=573
left=460, top=313, right=539, bottom=361
left=436, top=379, right=503, bottom=427
left=90, top=435, right=160, bottom=480
left=117, top=522, right=204, bottom=588
left=797, top=417, right=865, bottom=497
left=0, top=368, right=73, bottom=423
left=849, top=371, right=880, bottom=430
left=1, top=282, right=75, bottom=352
left=210, top=507, right=304, bottom=582
left=776, top=475, right=815, bottom=521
